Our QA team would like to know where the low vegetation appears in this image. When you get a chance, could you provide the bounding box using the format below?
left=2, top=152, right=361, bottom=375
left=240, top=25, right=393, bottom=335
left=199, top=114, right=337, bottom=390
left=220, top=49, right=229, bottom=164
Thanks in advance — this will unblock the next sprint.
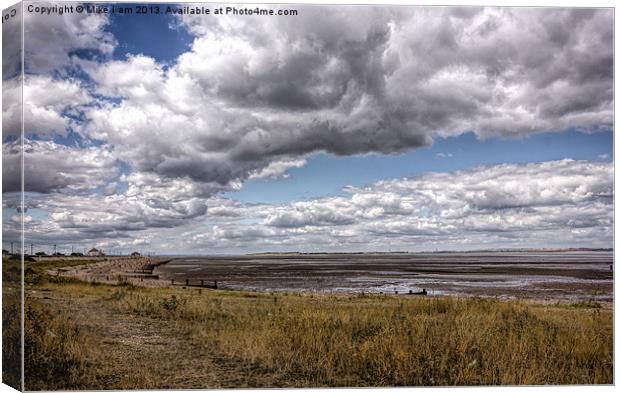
left=2, top=258, right=614, bottom=389
left=24, top=299, right=98, bottom=390
left=2, top=258, right=21, bottom=389
left=114, top=288, right=612, bottom=386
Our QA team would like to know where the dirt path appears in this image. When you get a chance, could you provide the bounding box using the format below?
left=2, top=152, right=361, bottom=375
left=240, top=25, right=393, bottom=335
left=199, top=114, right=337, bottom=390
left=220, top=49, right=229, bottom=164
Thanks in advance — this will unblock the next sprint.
left=28, top=288, right=298, bottom=389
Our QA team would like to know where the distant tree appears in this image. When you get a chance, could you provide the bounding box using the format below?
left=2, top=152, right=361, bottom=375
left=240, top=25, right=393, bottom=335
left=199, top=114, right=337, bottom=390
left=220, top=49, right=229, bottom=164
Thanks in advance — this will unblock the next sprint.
left=2, top=249, right=9, bottom=255
left=35, top=251, right=46, bottom=256
left=70, top=252, right=84, bottom=257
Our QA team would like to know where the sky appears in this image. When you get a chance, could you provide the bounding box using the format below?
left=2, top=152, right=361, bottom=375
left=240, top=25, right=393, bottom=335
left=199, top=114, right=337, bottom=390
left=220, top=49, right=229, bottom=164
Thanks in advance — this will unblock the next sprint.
left=1, top=2, right=614, bottom=255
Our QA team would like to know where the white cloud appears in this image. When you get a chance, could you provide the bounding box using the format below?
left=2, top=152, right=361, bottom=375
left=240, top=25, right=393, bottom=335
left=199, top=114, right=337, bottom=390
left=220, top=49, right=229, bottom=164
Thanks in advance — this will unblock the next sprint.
left=20, top=160, right=613, bottom=252
left=203, top=159, right=612, bottom=251
left=24, top=5, right=116, bottom=74
left=249, top=158, right=307, bottom=179
left=3, top=75, right=92, bottom=138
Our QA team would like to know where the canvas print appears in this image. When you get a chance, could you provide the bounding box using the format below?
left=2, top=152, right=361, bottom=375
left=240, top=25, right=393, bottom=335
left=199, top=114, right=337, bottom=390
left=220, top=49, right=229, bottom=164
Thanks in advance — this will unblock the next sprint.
left=1, top=1, right=614, bottom=390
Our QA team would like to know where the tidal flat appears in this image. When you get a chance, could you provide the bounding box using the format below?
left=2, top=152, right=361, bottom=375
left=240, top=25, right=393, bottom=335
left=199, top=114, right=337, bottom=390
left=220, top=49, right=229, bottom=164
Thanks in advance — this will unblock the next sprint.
left=156, top=251, right=613, bottom=302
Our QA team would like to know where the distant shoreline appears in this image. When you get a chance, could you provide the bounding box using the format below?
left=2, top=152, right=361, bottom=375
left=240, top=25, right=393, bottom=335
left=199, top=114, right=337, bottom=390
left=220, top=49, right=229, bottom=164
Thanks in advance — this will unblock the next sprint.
left=17, top=247, right=613, bottom=260
left=144, top=248, right=616, bottom=258
left=247, top=248, right=614, bottom=256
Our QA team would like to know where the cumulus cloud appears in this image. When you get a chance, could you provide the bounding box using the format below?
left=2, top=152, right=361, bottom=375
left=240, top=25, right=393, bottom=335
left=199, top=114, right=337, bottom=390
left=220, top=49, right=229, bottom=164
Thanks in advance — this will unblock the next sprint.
left=24, top=3, right=116, bottom=74
left=208, top=160, right=611, bottom=250
left=23, top=76, right=91, bottom=136
left=3, top=75, right=92, bottom=138
left=178, top=6, right=613, bottom=139
left=21, top=187, right=210, bottom=246
left=2, top=139, right=118, bottom=193
left=19, top=160, right=613, bottom=252
left=74, top=6, right=613, bottom=197
left=2, top=76, right=21, bottom=139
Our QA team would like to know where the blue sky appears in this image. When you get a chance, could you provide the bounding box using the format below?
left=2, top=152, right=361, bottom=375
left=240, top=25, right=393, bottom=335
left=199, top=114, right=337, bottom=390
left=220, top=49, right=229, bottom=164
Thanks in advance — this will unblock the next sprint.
left=105, top=4, right=193, bottom=64
left=226, top=130, right=614, bottom=204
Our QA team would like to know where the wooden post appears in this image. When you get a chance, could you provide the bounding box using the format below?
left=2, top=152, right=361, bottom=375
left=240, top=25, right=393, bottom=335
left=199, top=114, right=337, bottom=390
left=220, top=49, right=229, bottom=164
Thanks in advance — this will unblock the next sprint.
left=201, top=280, right=204, bottom=286
left=186, top=279, right=189, bottom=286
left=395, top=290, right=398, bottom=294
left=171, top=279, right=174, bottom=285
left=214, top=280, right=218, bottom=289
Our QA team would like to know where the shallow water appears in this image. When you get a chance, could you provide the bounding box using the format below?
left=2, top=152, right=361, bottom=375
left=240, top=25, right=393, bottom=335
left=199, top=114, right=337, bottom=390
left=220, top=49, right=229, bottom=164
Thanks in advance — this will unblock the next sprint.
left=156, top=251, right=613, bottom=302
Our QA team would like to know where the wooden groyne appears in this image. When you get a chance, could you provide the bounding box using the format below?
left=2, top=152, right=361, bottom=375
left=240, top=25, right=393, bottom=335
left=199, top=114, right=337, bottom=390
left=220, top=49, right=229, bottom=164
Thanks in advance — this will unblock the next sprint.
left=49, top=256, right=176, bottom=287
left=129, top=258, right=172, bottom=278
left=170, top=279, right=219, bottom=289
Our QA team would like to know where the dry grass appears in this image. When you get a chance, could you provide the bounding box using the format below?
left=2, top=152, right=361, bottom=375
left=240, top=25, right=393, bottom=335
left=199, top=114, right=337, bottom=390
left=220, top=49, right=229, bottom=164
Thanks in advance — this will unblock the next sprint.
left=23, top=298, right=99, bottom=390
left=2, top=258, right=22, bottom=389
left=6, top=257, right=613, bottom=389
left=113, top=288, right=612, bottom=387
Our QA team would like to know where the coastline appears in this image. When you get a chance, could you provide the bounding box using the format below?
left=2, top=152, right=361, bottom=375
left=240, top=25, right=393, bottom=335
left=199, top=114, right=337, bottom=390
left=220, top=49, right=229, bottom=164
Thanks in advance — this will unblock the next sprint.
left=45, top=255, right=613, bottom=307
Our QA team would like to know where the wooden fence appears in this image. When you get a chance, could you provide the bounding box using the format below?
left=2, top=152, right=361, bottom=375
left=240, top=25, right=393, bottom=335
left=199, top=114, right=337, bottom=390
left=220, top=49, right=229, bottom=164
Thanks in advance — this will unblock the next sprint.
left=170, top=279, right=218, bottom=289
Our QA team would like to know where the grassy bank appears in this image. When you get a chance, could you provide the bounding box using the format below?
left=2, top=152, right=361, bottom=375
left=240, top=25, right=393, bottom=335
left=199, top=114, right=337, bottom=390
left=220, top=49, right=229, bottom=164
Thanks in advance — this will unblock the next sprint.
left=2, top=258, right=22, bottom=389
left=9, top=258, right=615, bottom=388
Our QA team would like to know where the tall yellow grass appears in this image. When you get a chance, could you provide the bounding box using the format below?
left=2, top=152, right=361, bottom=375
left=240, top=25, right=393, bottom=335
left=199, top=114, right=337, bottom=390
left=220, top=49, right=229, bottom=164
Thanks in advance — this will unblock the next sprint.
left=115, top=289, right=613, bottom=386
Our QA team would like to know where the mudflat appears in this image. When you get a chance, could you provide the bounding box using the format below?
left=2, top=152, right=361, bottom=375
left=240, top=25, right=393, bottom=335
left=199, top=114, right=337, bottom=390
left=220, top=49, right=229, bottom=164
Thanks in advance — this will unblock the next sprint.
left=155, top=251, right=613, bottom=302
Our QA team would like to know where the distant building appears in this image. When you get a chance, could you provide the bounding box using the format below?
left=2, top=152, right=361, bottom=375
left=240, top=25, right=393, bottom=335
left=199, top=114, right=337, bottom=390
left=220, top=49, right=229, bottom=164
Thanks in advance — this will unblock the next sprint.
left=2, top=249, right=9, bottom=255
left=87, top=248, right=105, bottom=257
left=130, top=251, right=141, bottom=257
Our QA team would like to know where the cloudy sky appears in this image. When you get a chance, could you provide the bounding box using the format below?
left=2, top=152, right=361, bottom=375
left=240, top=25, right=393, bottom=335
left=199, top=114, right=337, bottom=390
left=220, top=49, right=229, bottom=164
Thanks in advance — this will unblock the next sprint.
left=2, top=2, right=614, bottom=254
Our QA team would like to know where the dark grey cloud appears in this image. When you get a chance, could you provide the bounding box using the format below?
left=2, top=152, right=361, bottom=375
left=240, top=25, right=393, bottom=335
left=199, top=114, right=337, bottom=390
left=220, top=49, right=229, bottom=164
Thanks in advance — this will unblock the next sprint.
left=23, top=2, right=115, bottom=74
left=2, top=6, right=22, bottom=80
left=2, top=139, right=118, bottom=193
